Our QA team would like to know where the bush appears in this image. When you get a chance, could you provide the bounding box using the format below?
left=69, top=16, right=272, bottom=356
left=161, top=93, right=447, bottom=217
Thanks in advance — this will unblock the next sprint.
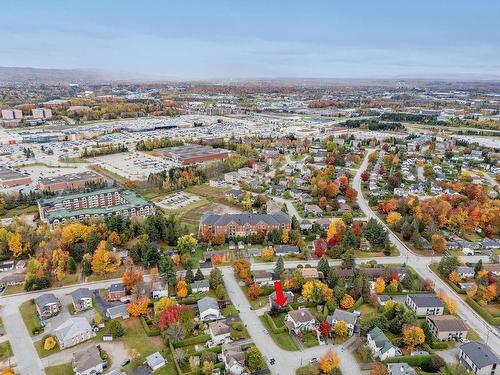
left=430, top=341, right=448, bottom=350
left=43, top=336, right=57, bottom=351
left=140, top=316, right=160, bottom=336
left=348, top=297, right=364, bottom=312
left=108, top=320, right=125, bottom=337
left=221, top=306, right=238, bottom=317
left=173, top=334, right=210, bottom=348
left=385, top=354, right=434, bottom=367
left=422, top=356, right=446, bottom=372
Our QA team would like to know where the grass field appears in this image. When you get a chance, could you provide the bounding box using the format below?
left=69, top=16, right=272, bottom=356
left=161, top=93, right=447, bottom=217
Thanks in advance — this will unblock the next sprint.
left=259, top=316, right=298, bottom=351
left=296, top=364, right=320, bottom=375
left=186, top=184, right=230, bottom=204
left=19, top=300, right=42, bottom=336
left=44, top=363, right=74, bottom=375
left=241, top=285, right=270, bottom=310
left=34, top=338, right=61, bottom=358
left=0, top=204, right=38, bottom=219
left=3, top=284, right=25, bottom=295
left=0, top=341, right=13, bottom=361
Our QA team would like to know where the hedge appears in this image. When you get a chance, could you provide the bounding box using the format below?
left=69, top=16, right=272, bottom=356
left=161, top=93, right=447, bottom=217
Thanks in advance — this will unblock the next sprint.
left=263, top=313, right=287, bottom=334
left=348, top=297, right=364, bottom=312
left=173, top=334, right=210, bottom=348
left=178, top=293, right=206, bottom=305
left=429, top=341, right=448, bottom=350
left=466, top=297, right=500, bottom=325
left=169, top=339, right=183, bottom=375
left=140, top=316, right=160, bottom=336
left=384, top=354, right=434, bottom=367
left=322, top=305, right=329, bottom=321
left=182, top=362, right=225, bottom=375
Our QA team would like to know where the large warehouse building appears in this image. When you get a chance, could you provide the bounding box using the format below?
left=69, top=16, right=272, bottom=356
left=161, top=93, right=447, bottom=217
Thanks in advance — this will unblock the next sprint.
left=154, top=144, right=229, bottom=164
left=0, top=166, right=32, bottom=188
left=37, top=171, right=106, bottom=192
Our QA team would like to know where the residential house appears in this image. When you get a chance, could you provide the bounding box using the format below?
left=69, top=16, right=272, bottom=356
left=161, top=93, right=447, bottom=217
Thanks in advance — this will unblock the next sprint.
left=316, top=218, right=331, bottom=231
left=367, top=327, right=402, bottom=361
left=359, top=237, right=372, bottom=252
left=459, top=341, right=499, bottom=375
left=34, top=293, right=61, bottom=319
left=405, top=294, right=444, bottom=316
left=482, top=238, right=500, bottom=251
left=299, top=268, right=323, bottom=280
left=238, top=167, right=254, bottom=178
left=0, top=273, right=25, bottom=287
left=197, top=297, right=221, bottom=321
left=55, top=317, right=95, bottom=349
left=252, top=271, right=275, bottom=286
left=284, top=308, right=317, bottom=334
left=190, top=280, right=210, bottom=293
left=209, top=320, right=232, bottom=345
left=300, top=220, right=313, bottom=232
left=304, top=204, right=323, bottom=217
left=327, top=309, right=358, bottom=336
left=108, top=283, right=126, bottom=301
left=274, top=245, right=300, bottom=256
left=224, top=172, right=240, bottom=184
left=387, top=363, right=417, bottom=375
left=483, top=264, right=500, bottom=277
left=360, top=267, right=384, bottom=281
left=146, top=352, right=166, bottom=371
left=456, top=266, right=475, bottom=279
left=336, top=268, right=355, bottom=279
left=426, top=315, right=468, bottom=341
left=105, top=304, right=130, bottom=320
left=269, top=290, right=294, bottom=309
left=222, top=339, right=252, bottom=375
left=71, top=288, right=92, bottom=312
left=150, top=280, right=168, bottom=299
left=72, top=345, right=105, bottom=375
left=300, top=193, right=313, bottom=204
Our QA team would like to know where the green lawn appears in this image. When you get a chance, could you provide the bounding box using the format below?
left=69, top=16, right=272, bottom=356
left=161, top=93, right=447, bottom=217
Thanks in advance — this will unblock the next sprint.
left=0, top=204, right=38, bottom=219
left=301, top=331, right=319, bottom=348
left=19, top=300, right=43, bottom=336
left=3, top=284, right=25, bottom=295
left=44, top=363, right=74, bottom=375
left=34, top=338, right=61, bottom=358
left=467, top=328, right=481, bottom=341
left=296, top=364, right=320, bottom=375
left=0, top=341, right=13, bottom=361
left=241, top=285, right=270, bottom=310
left=259, top=316, right=298, bottom=351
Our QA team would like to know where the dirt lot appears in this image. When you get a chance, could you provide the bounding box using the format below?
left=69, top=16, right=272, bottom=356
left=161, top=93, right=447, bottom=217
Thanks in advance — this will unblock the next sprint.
left=180, top=202, right=241, bottom=225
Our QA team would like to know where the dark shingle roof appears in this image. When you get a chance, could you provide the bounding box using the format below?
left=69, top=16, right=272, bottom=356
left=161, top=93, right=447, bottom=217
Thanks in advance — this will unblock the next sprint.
left=460, top=341, right=499, bottom=369
left=201, top=212, right=290, bottom=226
left=408, top=294, right=444, bottom=308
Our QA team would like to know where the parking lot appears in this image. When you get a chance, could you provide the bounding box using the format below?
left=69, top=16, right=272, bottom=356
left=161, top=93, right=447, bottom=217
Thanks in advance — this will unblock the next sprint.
left=158, top=191, right=201, bottom=210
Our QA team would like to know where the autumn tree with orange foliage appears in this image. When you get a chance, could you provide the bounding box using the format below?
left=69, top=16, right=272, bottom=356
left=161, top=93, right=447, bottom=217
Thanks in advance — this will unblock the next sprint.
left=345, top=187, right=358, bottom=202
left=340, top=294, right=355, bottom=309
left=320, top=351, right=340, bottom=374
left=232, top=259, right=251, bottom=279
left=378, top=199, right=399, bottom=214
left=261, top=247, right=274, bottom=262
left=432, top=234, right=447, bottom=253
left=375, top=277, right=386, bottom=294
left=108, top=231, right=121, bottom=247
left=448, top=270, right=461, bottom=284
left=122, top=268, right=143, bottom=292
left=127, top=297, right=149, bottom=317
left=370, top=362, right=388, bottom=375
left=247, top=283, right=261, bottom=301
left=402, top=326, right=425, bottom=350
left=176, top=280, right=188, bottom=298
left=386, top=211, right=402, bottom=227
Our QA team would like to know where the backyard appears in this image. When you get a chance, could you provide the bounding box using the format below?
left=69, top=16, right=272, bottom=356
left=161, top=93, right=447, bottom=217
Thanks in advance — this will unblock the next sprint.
left=19, top=300, right=42, bottom=336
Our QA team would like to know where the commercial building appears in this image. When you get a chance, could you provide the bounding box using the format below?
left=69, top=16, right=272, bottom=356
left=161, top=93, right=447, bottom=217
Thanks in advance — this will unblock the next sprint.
left=1, top=109, right=22, bottom=120
left=37, top=171, right=105, bottom=192
left=0, top=166, right=32, bottom=187
left=154, top=144, right=229, bottom=164
left=200, top=212, right=291, bottom=237
left=32, top=108, right=53, bottom=120
left=38, top=187, right=155, bottom=229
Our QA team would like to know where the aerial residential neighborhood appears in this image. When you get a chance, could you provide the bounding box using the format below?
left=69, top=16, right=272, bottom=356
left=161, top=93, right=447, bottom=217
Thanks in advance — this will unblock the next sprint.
left=0, top=2, right=499, bottom=375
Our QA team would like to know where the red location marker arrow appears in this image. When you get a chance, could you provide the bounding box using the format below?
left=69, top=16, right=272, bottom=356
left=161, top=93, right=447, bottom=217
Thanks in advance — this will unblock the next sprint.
left=273, top=280, right=287, bottom=307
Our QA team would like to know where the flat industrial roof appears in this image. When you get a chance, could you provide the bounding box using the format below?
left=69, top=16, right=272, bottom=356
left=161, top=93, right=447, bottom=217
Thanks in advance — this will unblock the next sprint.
left=0, top=166, right=30, bottom=181
left=38, top=171, right=103, bottom=185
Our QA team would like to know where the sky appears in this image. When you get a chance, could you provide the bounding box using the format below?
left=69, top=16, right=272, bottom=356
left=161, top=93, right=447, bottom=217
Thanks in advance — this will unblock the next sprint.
left=1, top=0, right=499, bottom=80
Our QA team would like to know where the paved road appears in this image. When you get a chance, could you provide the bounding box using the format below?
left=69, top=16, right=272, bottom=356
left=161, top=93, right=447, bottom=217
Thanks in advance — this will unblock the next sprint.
left=352, top=149, right=500, bottom=357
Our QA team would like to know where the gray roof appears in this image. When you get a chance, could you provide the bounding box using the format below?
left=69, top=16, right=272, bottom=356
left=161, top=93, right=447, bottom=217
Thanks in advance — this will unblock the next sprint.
left=201, top=212, right=290, bottom=226
left=71, top=287, right=91, bottom=302
left=72, top=345, right=103, bottom=373
left=109, top=283, right=125, bottom=292
left=146, top=352, right=165, bottom=368
left=190, top=280, right=209, bottom=289
left=460, top=342, right=499, bottom=369
left=197, top=296, right=219, bottom=313
left=106, top=304, right=129, bottom=317
left=55, top=317, right=92, bottom=343
left=368, top=327, right=397, bottom=355
left=328, top=309, right=358, bottom=326
left=456, top=266, right=475, bottom=274
left=275, top=245, right=299, bottom=254
left=34, top=293, right=59, bottom=310
left=407, top=294, right=444, bottom=308
left=387, top=363, right=417, bottom=375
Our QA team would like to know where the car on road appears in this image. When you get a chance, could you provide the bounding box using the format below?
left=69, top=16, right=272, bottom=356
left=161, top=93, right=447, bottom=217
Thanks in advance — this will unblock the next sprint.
left=263, top=329, right=268, bottom=334
left=269, top=358, right=275, bottom=365
left=460, top=338, right=470, bottom=344
left=309, top=358, right=318, bottom=364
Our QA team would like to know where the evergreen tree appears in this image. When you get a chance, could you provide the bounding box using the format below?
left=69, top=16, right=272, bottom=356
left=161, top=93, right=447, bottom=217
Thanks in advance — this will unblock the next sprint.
left=341, top=250, right=355, bottom=269
left=209, top=267, right=224, bottom=289
left=474, top=259, right=483, bottom=273
left=274, top=255, right=284, bottom=274
left=326, top=268, right=340, bottom=289
left=194, top=268, right=204, bottom=281
left=86, top=230, right=100, bottom=254
left=159, top=256, right=177, bottom=286
left=317, top=256, right=330, bottom=275
left=66, top=256, right=77, bottom=274
left=185, top=266, right=195, bottom=284
left=291, top=215, right=300, bottom=231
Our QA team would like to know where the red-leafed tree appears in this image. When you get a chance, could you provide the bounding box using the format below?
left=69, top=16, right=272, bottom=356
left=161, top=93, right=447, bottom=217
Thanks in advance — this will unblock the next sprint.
left=319, top=321, right=332, bottom=338
left=158, top=304, right=181, bottom=331
left=361, top=170, right=370, bottom=182
left=345, top=187, right=358, bottom=202
left=314, top=239, right=326, bottom=258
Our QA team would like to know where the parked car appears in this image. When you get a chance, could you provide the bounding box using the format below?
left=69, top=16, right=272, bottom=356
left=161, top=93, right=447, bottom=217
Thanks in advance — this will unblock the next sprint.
left=309, top=358, right=318, bottom=364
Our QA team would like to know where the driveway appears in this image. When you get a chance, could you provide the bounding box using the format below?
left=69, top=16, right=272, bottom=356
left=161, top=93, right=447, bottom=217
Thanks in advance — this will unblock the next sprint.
left=436, top=347, right=459, bottom=365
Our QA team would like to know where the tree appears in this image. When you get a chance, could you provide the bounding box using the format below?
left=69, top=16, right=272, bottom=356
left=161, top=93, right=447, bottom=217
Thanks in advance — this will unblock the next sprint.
left=341, top=250, right=355, bottom=269
left=108, top=319, right=125, bottom=337
left=1, top=368, right=15, bottom=375
left=314, top=239, right=326, bottom=258
left=402, top=326, right=425, bottom=350
left=209, top=267, right=224, bottom=289
left=334, top=320, right=349, bottom=337
left=320, top=351, right=340, bottom=374
left=43, top=336, right=57, bottom=351
left=245, top=346, right=265, bottom=372
left=361, top=170, right=370, bottom=182
left=8, top=233, right=23, bottom=257
left=302, top=280, right=333, bottom=304
left=195, top=268, right=204, bottom=281
left=166, top=322, right=186, bottom=343
left=386, top=211, right=402, bottom=227
left=364, top=218, right=388, bottom=248
left=122, top=268, right=143, bottom=292
left=432, top=234, right=447, bottom=253
left=274, top=255, right=284, bottom=274
left=232, top=259, right=251, bottom=279
left=375, top=277, right=386, bottom=294
left=340, top=294, right=355, bottom=309
left=66, top=256, right=77, bottom=274
left=159, top=256, right=177, bottom=286
left=185, top=266, right=195, bottom=284
left=177, top=234, right=198, bottom=253
left=155, top=297, right=176, bottom=313
left=370, top=362, right=388, bottom=375
left=202, top=361, right=215, bottom=375
left=317, top=256, right=330, bottom=275
left=128, top=297, right=149, bottom=317
left=247, top=283, right=261, bottom=300
left=474, top=259, right=483, bottom=273
left=82, top=253, right=93, bottom=276
left=215, top=284, right=226, bottom=299
left=345, top=187, right=358, bottom=202
left=319, top=321, right=332, bottom=338
left=108, top=231, right=121, bottom=247
left=326, top=219, right=346, bottom=245
left=448, top=270, right=461, bottom=284
left=92, top=240, right=119, bottom=275
left=158, top=304, right=181, bottom=331
left=261, top=247, right=274, bottom=262
left=281, top=229, right=289, bottom=244
left=176, top=280, right=188, bottom=298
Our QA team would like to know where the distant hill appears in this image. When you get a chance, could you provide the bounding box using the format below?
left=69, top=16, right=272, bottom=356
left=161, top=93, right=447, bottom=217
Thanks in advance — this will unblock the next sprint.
left=0, top=66, right=106, bottom=84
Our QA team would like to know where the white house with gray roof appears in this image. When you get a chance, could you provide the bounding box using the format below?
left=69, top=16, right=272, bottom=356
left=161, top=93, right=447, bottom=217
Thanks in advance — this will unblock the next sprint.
left=327, top=309, right=358, bottom=336
left=367, top=327, right=402, bottom=361
left=388, top=363, right=417, bottom=375
left=405, top=294, right=444, bottom=316
left=71, top=288, right=92, bottom=312
left=72, top=345, right=104, bottom=375
left=55, top=317, right=95, bottom=349
left=459, top=341, right=499, bottom=375
left=197, top=296, right=220, bottom=321
left=190, top=279, right=209, bottom=293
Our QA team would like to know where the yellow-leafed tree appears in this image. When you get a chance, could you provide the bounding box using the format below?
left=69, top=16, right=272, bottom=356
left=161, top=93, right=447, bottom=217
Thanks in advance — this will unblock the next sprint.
left=374, top=277, right=386, bottom=294
left=402, top=326, right=425, bottom=350
left=91, top=240, right=119, bottom=275
left=319, top=351, right=340, bottom=374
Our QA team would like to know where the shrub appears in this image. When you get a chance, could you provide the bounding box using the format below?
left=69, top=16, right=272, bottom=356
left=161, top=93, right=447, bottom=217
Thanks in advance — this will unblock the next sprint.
left=140, top=316, right=160, bottom=336
left=108, top=319, right=125, bottom=337
left=43, top=336, right=57, bottom=351
left=466, top=297, right=500, bottom=325
left=173, top=334, right=210, bottom=348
